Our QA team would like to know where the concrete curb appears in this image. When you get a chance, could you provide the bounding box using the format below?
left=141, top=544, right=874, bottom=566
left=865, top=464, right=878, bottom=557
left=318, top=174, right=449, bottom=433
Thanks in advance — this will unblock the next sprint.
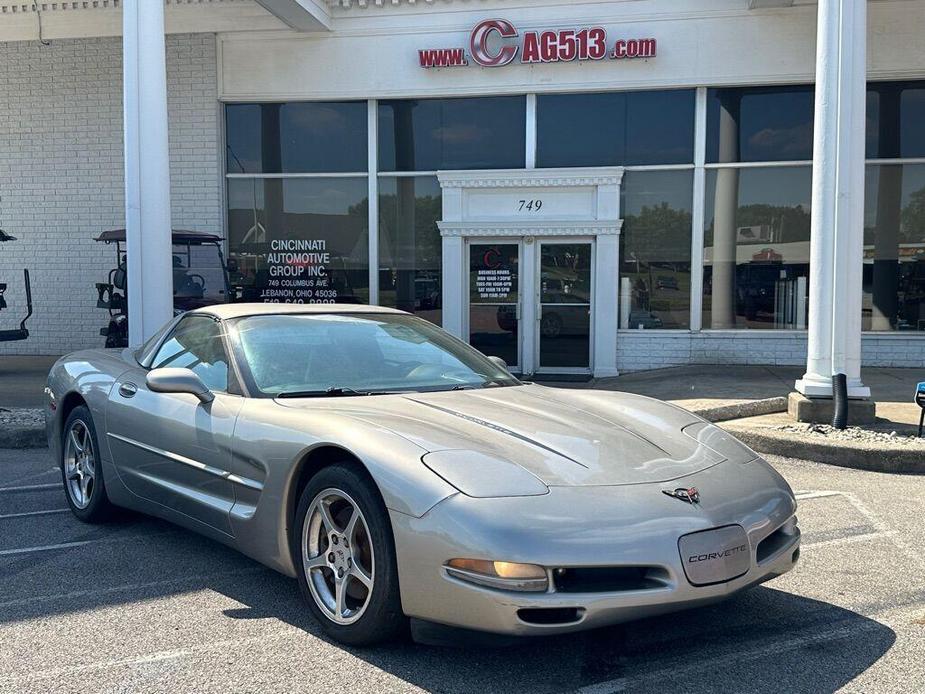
left=0, top=426, right=46, bottom=450
left=695, top=397, right=789, bottom=423
left=721, top=423, right=925, bottom=474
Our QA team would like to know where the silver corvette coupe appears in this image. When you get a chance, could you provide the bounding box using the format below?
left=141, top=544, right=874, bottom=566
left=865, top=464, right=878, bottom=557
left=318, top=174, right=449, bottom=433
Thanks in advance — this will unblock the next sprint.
left=45, top=304, right=800, bottom=645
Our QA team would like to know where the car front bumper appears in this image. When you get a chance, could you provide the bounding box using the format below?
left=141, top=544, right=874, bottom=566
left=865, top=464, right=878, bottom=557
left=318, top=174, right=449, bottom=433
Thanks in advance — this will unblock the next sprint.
left=390, top=461, right=800, bottom=636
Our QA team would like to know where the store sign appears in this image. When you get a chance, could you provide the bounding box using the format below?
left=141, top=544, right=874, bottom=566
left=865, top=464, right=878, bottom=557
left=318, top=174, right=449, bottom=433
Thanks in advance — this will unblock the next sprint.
left=476, top=247, right=514, bottom=301
left=260, top=239, right=338, bottom=303
left=419, top=18, right=656, bottom=69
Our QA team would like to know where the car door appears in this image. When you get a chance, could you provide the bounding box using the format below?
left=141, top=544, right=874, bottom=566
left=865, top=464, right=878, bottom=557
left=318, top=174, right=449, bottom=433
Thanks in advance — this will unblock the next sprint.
left=106, top=314, right=243, bottom=536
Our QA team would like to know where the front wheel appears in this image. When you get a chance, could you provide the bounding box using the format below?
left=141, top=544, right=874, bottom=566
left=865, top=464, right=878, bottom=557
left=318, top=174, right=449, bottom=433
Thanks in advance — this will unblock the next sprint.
left=293, top=463, right=406, bottom=645
left=61, top=405, right=115, bottom=523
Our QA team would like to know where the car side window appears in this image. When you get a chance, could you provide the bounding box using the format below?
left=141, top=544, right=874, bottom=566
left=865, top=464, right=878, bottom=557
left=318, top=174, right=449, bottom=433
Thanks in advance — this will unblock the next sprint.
left=150, top=316, right=230, bottom=393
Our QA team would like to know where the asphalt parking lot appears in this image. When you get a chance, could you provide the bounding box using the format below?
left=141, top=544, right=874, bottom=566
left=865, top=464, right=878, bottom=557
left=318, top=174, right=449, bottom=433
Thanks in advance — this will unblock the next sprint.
left=0, top=448, right=923, bottom=694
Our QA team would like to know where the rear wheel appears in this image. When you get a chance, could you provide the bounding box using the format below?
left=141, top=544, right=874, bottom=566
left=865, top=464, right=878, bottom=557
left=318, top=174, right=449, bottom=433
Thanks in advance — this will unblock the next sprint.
left=293, top=463, right=406, bottom=645
left=61, top=405, right=115, bottom=523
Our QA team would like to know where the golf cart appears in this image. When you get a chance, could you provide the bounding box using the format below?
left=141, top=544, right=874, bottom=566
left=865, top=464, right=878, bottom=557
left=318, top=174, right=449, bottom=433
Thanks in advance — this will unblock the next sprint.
left=0, top=229, right=33, bottom=343
left=95, top=228, right=233, bottom=348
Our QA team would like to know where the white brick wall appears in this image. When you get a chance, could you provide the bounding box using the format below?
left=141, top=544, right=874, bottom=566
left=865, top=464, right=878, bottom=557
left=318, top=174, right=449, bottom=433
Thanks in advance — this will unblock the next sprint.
left=616, top=331, right=925, bottom=372
left=0, top=34, right=220, bottom=355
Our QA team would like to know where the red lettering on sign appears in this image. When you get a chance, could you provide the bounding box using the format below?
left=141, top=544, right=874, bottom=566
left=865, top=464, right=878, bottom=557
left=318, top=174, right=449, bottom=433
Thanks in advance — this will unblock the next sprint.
left=522, top=31, right=541, bottom=63
left=418, top=48, right=469, bottom=68
left=419, top=20, right=657, bottom=69
left=470, top=18, right=518, bottom=67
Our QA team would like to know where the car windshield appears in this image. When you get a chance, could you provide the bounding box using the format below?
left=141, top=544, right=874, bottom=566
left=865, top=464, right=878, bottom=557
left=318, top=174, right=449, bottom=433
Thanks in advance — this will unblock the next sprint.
left=233, top=312, right=520, bottom=396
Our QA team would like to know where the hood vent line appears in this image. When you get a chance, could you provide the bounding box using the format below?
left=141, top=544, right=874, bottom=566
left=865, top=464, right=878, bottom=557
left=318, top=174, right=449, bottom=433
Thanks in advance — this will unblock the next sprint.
left=408, top=399, right=589, bottom=469
left=523, top=389, right=673, bottom=458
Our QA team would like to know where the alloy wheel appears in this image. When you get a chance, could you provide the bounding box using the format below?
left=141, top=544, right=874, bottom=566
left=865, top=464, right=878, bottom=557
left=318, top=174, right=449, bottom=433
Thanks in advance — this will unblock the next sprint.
left=302, top=487, right=375, bottom=625
left=64, top=419, right=96, bottom=509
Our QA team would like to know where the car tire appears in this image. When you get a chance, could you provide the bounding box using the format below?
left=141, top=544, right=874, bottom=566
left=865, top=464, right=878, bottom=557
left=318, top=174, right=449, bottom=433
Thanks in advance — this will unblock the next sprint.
left=61, top=405, right=115, bottom=523
left=292, top=462, right=407, bottom=646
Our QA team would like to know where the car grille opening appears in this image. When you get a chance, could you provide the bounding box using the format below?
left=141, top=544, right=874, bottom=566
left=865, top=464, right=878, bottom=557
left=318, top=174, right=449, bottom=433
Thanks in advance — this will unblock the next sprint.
left=517, top=607, right=583, bottom=625
left=552, top=566, right=670, bottom=593
left=757, top=524, right=798, bottom=564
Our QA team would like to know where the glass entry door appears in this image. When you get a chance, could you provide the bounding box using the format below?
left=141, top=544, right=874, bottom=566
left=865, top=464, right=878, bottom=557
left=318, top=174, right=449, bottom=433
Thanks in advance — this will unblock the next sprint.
left=537, top=241, right=593, bottom=372
left=468, top=242, right=521, bottom=371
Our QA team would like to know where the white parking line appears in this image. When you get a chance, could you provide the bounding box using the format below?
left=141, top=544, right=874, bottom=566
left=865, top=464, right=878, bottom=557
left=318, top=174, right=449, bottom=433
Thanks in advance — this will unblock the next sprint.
left=0, top=540, right=97, bottom=556
left=794, top=490, right=842, bottom=500
left=0, top=565, right=267, bottom=611
left=0, top=482, right=61, bottom=493
left=0, top=627, right=305, bottom=687
left=577, top=616, right=892, bottom=694
left=0, top=508, right=69, bottom=520
left=0, top=529, right=178, bottom=558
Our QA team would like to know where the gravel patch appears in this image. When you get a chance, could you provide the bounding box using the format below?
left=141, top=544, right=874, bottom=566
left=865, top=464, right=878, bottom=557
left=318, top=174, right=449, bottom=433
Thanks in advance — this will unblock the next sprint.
left=772, top=423, right=925, bottom=448
left=0, top=407, right=43, bottom=428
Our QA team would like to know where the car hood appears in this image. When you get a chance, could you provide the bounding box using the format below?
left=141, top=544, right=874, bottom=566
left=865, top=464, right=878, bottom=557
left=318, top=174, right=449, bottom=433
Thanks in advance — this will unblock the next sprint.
left=277, top=384, right=734, bottom=487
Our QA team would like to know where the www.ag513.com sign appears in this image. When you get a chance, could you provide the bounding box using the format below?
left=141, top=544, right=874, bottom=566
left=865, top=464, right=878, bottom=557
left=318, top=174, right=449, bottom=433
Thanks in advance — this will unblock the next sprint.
left=419, top=19, right=656, bottom=68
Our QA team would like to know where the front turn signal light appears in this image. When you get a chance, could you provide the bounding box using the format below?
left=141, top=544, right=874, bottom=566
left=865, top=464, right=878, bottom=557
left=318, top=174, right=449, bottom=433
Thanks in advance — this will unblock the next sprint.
left=446, top=559, right=548, bottom=592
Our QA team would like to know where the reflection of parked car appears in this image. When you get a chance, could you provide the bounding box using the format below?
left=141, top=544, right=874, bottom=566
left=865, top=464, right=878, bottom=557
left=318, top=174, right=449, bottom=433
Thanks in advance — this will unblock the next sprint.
left=656, top=276, right=679, bottom=291
left=497, top=293, right=589, bottom=338
left=627, top=309, right=663, bottom=329
left=414, top=278, right=441, bottom=311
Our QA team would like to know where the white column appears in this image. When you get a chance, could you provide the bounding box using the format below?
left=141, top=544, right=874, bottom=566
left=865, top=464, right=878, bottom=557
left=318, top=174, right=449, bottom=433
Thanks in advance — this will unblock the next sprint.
left=796, top=0, right=870, bottom=398
left=123, top=0, right=174, bottom=347
left=594, top=233, right=620, bottom=377
left=441, top=236, right=465, bottom=339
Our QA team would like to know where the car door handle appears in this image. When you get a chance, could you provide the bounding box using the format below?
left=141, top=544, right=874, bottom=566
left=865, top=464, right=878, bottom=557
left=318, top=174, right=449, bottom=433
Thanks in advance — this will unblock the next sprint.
left=118, top=382, right=138, bottom=398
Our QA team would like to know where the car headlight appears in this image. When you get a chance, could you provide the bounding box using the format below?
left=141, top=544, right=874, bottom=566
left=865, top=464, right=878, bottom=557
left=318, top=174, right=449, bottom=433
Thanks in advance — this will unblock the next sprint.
left=445, top=558, right=549, bottom=592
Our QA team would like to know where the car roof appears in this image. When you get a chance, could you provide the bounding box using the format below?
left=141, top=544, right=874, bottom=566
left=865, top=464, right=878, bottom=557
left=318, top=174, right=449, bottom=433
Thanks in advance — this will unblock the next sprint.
left=191, top=303, right=409, bottom=321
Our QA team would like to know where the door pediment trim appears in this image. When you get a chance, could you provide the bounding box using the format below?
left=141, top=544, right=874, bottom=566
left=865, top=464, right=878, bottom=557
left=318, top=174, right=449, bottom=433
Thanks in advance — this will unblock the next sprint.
left=438, top=220, right=622, bottom=237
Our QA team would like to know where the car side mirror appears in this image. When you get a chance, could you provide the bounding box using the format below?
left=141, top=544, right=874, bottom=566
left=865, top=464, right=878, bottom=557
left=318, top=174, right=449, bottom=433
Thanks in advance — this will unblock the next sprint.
left=487, top=356, right=508, bottom=371
left=146, top=367, right=214, bottom=403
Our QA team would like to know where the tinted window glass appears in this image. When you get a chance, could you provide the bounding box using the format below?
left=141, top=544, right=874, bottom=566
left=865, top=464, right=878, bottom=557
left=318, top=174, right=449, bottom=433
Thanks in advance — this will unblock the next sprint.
left=537, top=90, right=695, bottom=167
left=862, top=163, right=925, bottom=331
left=225, top=102, right=367, bottom=174
left=620, top=170, right=694, bottom=329
left=703, top=167, right=812, bottom=329
left=152, top=316, right=230, bottom=392
left=866, top=82, right=925, bottom=159
left=706, top=86, right=815, bottom=163
left=227, top=177, right=369, bottom=304
left=378, top=176, right=442, bottom=325
left=378, top=97, right=525, bottom=171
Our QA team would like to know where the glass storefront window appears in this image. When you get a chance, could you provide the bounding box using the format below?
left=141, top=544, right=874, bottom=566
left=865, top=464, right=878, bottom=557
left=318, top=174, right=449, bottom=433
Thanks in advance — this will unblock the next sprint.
left=378, top=176, right=443, bottom=324
left=378, top=96, right=526, bottom=171
left=225, top=102, right=368, bottom=174
left=866, top=82, right=925, bottom=159
left=619, top=171, right=694, bottom=329
left=706, top=86, right=815, bottom=163
left=227, top=177, right=369, bottom=304
left=536, top=90, right=695, bottom=167
left=702, top=167, right=812, bottom=329
left=863, top=163, right=925, bottom=331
